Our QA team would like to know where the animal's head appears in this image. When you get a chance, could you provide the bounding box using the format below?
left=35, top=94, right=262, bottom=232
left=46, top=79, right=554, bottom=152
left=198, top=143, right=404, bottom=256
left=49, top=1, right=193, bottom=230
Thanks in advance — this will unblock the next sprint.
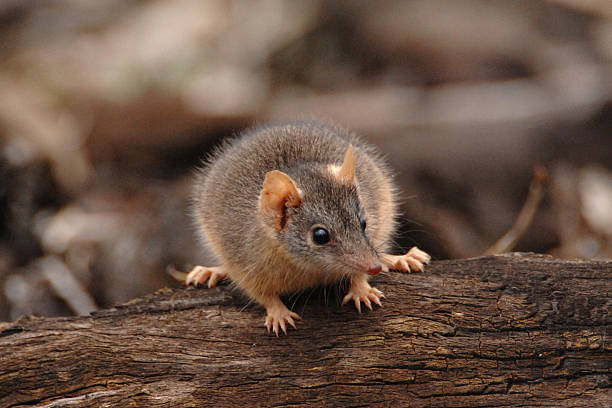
left=258, top=144, right=382, bottom=276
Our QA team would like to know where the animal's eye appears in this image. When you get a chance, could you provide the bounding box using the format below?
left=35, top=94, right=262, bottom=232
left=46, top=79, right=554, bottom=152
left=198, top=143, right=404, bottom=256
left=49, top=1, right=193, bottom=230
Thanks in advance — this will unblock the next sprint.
left=360, top=217, right=367, bottom=231
left=312, top=227, right=330, bottom=245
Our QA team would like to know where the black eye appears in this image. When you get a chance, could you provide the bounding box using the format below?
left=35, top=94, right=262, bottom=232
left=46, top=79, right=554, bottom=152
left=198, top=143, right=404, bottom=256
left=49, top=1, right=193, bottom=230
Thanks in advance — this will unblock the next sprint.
left=360, top=217, right=366, bottom=231
left=312, top=227, right=330, bottom=245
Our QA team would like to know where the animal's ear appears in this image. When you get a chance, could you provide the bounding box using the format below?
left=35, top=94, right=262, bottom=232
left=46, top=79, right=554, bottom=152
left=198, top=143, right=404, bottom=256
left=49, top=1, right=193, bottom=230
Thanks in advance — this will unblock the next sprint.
left=258, top=170, right=302, bottom=232
left=337, top=144, right=356, bottom=184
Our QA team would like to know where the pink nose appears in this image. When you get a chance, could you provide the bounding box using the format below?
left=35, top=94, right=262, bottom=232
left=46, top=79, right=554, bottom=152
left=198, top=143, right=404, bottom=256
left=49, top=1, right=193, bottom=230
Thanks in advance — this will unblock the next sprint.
left=367, top=264, right=382, bottom=276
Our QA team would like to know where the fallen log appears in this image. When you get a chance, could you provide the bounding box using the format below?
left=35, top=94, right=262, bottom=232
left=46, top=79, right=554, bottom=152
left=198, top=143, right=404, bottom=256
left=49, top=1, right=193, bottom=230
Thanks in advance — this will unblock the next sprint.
left=0, top=253, right=610, bottom=407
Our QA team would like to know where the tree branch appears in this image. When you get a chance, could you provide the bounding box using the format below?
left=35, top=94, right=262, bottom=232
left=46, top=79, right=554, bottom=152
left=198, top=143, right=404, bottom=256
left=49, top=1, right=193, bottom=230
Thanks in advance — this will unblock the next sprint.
left=1, top=254, right=610, bottom=407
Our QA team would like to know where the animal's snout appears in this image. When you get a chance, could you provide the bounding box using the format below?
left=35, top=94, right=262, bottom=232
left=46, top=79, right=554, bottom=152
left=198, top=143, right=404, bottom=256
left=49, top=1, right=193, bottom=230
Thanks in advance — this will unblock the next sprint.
left=367, top=264, right=382, bottom=276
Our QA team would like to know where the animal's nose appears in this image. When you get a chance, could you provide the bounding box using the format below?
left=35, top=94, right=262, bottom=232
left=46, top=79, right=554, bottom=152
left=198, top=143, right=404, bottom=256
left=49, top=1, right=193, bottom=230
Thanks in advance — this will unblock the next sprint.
left=367, top=264, right=382, bottom=276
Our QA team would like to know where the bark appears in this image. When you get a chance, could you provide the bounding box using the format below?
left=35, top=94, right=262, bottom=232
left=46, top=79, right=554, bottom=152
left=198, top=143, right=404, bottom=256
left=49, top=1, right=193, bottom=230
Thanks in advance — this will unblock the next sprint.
left=0, top=253, right=610, bottom=407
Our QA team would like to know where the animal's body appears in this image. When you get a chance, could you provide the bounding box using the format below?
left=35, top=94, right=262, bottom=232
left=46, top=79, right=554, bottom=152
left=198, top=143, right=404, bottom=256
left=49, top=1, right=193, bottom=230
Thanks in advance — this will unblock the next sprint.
left=178, top=122, right=430, bottom=335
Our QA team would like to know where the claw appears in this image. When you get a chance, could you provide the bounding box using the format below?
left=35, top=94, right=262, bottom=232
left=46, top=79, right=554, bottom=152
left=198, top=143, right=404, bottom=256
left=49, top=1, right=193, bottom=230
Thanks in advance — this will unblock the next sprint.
left=406, top=257, right=422, bottom=272
left=264, top=302, right=301, bottom=336
left=343, top=278, right=383, bottom=313
left=368, top=289, right=383, bottom=307
left=382, top=247, right=431, bottom=273
left=408, top=246, right=431, bottom=264
left=184, top=265, right=228, bottom=287
left=371, top=294, right=383, bottom=307
left=354, top=298, right=362, bottom=313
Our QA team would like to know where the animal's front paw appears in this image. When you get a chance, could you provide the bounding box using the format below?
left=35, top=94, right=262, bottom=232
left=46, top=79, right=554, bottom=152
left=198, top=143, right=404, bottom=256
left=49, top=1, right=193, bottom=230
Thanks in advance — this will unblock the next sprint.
left=382, top=247, right=431, bottom=273
left=264, top=304, right=301, bottom=336
left=342, top=279, right=384, bottom=313
left=185, top=265, right=227, bottom=288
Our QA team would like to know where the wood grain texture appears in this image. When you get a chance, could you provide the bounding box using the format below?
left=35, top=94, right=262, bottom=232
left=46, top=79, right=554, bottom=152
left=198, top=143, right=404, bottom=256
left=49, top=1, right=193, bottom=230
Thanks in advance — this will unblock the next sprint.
left=0, top=254, right=610, bottom=407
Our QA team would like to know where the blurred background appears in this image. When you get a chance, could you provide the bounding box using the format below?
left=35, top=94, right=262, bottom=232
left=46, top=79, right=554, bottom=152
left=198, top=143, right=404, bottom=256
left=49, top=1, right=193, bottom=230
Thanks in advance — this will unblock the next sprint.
left=1, top=0, right=611, bottom=321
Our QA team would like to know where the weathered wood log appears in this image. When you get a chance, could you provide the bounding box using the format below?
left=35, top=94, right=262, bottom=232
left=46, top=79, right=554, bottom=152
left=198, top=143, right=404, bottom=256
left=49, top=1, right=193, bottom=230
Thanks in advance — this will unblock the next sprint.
left=0, top=253, right=610, bottom=407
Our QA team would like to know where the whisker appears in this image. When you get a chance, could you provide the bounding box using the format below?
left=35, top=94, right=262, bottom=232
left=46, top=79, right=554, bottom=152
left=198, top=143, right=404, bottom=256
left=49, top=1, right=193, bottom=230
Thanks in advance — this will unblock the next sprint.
left=288, top=291, right=301, bottom=311
left=302, top=287, right=317, bottom=312
left=239, top=298, right=256, bottom=313
left=323, top=286, right=329, bottom=309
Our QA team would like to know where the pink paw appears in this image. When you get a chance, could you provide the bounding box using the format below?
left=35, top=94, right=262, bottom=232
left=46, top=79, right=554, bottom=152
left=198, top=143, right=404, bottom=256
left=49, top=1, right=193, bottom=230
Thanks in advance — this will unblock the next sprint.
left=384, top=247, right=431, bottom=273
left=342, top=281, right=384, bottom=313
left=264, top=305, right=301, bottom=336
left=185, top=266, right=227, bottom=288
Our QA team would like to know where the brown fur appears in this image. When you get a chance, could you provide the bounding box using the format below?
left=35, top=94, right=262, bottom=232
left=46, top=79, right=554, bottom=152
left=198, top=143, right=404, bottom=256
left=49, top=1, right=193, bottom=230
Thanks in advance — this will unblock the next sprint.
left=185, top=121, right=429, bottom=334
